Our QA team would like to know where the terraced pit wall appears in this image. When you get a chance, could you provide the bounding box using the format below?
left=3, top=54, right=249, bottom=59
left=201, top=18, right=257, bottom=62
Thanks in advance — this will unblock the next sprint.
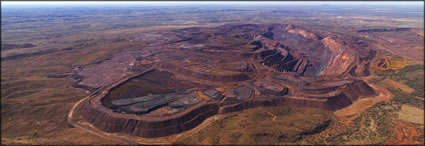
left=80, top=78, right=375, bottom=138
left=284, top=81, right=376, bottom=110
left=80, top=100, right=219, bottom=138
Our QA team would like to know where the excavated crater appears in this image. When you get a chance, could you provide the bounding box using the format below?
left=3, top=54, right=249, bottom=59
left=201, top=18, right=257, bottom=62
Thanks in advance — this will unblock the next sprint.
left=71, top=23, right=377, bottom=138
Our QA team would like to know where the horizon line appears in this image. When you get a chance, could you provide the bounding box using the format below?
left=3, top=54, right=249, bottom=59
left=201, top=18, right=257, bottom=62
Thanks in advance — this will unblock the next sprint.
left=2, top=1, right=424, bottom=6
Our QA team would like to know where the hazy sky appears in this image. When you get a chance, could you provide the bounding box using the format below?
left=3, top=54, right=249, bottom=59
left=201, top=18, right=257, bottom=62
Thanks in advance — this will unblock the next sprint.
left=3, top=1, right=424, bottom=6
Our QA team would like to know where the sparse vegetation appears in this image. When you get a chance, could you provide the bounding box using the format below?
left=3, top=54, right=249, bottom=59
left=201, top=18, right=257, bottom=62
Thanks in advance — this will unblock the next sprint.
left=323, top=100, right=397, bottom=144
left=301, top=64, right=424, bottom=144
left=177, top=107, right=332, bottom=145
left=374, top=64, right=424, bottom=108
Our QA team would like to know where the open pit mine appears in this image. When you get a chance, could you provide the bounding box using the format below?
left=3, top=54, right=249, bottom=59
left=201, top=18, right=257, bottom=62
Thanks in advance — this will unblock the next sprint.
left=69, top=24, right=377, bottom=138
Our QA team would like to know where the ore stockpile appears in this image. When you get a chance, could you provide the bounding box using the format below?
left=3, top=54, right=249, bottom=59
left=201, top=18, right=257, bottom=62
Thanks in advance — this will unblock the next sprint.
left=72, top=24, right=377, bottom=138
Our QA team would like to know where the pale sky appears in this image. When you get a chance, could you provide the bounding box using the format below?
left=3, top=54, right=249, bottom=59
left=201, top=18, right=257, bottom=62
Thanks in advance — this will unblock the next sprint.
left=2, top=1, right=424, bottom=6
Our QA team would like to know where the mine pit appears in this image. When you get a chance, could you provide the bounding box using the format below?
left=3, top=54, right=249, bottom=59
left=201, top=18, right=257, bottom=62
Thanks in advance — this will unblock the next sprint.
left=70, top=23, right=379, bottom=138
